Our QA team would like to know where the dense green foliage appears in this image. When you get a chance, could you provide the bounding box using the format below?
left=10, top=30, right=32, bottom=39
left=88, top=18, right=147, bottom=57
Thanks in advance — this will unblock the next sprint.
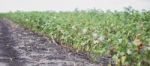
left=1, top=9, right=150, bottom=66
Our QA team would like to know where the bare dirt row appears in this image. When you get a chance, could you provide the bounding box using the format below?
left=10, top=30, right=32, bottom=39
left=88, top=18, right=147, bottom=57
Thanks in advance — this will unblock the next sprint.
left=0, top=19, right=100, bottom=66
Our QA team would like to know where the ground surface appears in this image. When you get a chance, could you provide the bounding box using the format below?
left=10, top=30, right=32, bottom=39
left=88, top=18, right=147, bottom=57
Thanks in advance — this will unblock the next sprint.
left=0, top=19, right=101, bottom=66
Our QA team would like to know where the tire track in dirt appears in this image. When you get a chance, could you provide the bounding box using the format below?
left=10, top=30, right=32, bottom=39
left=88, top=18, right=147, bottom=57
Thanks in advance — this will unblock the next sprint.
left=0, top=19, right=100, bottom=66
left=0, top=19, right=24, bottom=66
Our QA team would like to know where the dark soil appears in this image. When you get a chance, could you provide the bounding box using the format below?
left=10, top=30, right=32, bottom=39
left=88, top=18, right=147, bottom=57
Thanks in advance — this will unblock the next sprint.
left=0, top=19, right=24, bottom=66
left=0, top=19, right=101, bottom=66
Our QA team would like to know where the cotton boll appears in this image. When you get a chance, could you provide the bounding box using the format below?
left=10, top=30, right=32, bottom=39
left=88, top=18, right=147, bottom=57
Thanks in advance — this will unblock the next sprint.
left=71, top=25, right=76, bottom=30
left=118, top=39, right=123, bottom=43
left=82, top=28, right=87, bottom=34
left=25, top=19, right=29, bottom=21
left=127, top=49, right=132, bottom=55
left=93, top=40, right=99, bottom=44
left=92, top=33, right=98, bottom=38
left=97, top=36, right=105, bottom=42
left=53, top=16, right=56, bottom=19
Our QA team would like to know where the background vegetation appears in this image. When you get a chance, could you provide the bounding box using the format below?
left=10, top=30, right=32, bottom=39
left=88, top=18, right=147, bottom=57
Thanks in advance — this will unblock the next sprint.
left=1, top=8, right=150, bottom=66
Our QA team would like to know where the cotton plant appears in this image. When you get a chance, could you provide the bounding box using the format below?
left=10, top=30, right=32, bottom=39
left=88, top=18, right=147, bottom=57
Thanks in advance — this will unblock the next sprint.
left=4, top=10, right=150, bottom=66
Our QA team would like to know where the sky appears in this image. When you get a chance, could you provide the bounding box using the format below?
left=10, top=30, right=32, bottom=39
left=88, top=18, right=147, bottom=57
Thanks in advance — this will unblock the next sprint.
left=0, top=0, right=150, bottom=12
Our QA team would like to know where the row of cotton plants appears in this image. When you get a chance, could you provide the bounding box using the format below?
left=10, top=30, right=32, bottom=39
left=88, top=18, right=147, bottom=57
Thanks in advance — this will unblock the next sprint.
left=2, top=9, right=150, bottom=66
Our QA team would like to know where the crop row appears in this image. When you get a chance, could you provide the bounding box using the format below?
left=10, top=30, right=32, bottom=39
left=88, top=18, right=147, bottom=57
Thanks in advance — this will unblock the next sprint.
left=2, top=10, right=150, bottom=66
